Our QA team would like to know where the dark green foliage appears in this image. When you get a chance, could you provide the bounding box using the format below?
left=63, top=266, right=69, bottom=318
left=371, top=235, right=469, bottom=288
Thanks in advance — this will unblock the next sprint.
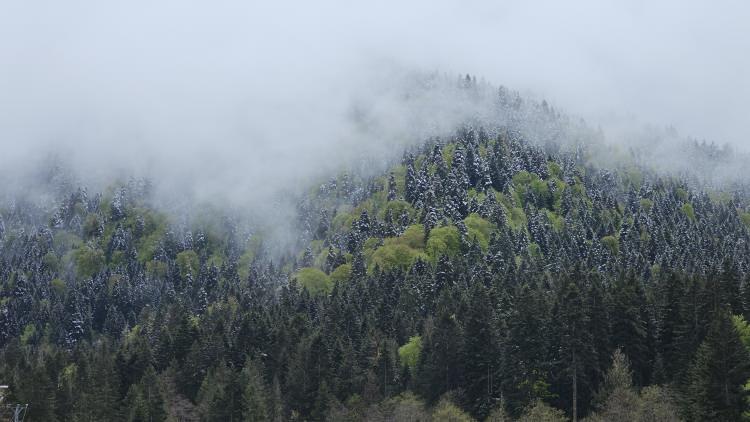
left=3, top=120, right=750, bottom=421
left=610, top=274, right=651, bottom=386
left=551, top=276, right=594, bottom=421
left=124, top=366, right=166, bottom=422
left=242, top=359, right=270, bottom=421
left=196, top=362, right=244, bottom=421
left=503, top=282, right=554, bottom=415
left=684, top=310, right=750, bottom=421
left=416, top=291, right=465, bottom=403
left=461, top=283, right=501, bottom=419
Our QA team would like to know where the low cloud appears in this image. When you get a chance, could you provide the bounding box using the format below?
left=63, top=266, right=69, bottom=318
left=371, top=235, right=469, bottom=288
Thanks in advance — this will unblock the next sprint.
left=1, top=1, right=748, bottom=206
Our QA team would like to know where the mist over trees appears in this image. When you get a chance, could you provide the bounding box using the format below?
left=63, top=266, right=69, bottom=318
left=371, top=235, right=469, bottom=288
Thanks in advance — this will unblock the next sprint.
left=2, top=1, right=750, bottom=420
left=2, top=78, right=750, bottom=421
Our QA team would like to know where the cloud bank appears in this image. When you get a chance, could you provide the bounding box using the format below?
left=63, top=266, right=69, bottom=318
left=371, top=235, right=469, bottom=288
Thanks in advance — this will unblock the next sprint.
left=1, top=1, right=748, bottom=205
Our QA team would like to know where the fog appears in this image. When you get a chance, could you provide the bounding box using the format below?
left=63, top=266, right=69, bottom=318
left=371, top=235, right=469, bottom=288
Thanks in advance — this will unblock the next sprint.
left=1, top=1, right=749, bottom=207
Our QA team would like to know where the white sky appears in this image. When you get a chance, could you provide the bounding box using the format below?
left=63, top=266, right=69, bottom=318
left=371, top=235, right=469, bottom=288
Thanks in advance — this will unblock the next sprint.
left=1, top=1, right=748, bottom=201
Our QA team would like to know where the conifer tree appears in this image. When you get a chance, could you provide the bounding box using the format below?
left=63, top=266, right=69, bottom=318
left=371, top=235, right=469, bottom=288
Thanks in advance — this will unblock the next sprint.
left=241, top=359, right=269, bottom=422
left=416, top=291, right=465, bottom=403
left=552, top=276, right=593, bottom=421
left=685, top=309, right=750, bottom=421
left=462, top=283, right=501, bottom=419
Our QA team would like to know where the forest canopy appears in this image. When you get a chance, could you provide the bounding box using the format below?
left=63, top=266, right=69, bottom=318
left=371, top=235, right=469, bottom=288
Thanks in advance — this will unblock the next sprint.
left=3, top=85, right=750, bottom=421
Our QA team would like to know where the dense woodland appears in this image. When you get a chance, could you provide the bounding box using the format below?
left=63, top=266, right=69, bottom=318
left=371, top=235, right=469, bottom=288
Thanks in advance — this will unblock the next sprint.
left=4, top=83, right=750, bottom=421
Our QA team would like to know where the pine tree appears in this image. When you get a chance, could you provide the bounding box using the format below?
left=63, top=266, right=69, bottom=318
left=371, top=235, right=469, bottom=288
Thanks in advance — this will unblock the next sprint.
left=462, top=283, right=501, bottom=419
left=242, top=359, right=269, bottom=422
left=388, top=172, right=398, bottom=201
left=552, top=276, right=593, bottom=421
left=140, top=366, right=166, bottom=422
left=406, top=160, right=418, bottom=203
left=124, top=366, right=166, bottom=422
left=610, top=273, right=651, bottom=386
left=685, top=309, right=750, bottom=421
left=416, top=291, right=465, bottom=403
left=196, top=362, right=244, bottom=422
left=503, top=282, right=552, bottom=415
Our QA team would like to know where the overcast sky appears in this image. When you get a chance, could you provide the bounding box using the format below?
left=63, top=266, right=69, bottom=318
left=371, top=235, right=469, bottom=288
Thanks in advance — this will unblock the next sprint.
left=1, top=1, right=748, bottom=202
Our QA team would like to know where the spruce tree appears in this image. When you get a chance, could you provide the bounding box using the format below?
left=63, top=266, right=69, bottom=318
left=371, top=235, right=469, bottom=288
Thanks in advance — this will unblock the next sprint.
left=241, top=359, right=269, bottom=422
left=552, top=276, right=593, bottom=421
left=685, top=309, right=750, bottom=421
left=462, top=282, right=501, bottom=419
left=416, top=291, right=464, bottom=403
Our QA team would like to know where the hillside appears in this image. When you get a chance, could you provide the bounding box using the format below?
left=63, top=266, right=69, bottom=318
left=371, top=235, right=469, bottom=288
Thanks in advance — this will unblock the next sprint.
left=3, top=101, right=750, bottom=420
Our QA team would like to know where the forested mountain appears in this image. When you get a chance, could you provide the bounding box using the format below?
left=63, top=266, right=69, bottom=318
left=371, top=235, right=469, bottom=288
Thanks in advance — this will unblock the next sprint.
left=3, top=80, right=750, bottom=421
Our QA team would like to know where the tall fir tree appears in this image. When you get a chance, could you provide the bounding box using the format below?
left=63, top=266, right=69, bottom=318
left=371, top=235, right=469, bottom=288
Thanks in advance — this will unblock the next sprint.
left=684, top=309, right=750, bottom=421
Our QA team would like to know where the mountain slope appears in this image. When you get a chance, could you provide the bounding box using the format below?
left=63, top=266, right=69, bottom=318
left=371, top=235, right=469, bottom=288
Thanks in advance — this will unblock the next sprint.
left=2, top=95, right=750, bottom=420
